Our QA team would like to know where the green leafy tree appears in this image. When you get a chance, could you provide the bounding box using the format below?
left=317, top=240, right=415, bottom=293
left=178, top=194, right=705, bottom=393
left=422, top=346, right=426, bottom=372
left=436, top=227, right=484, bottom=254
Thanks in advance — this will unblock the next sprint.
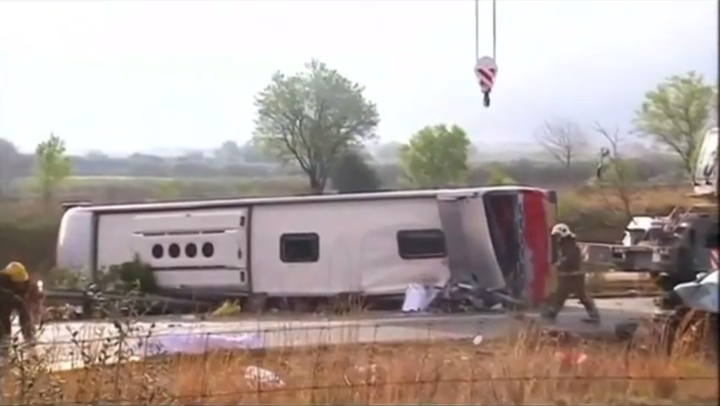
left=253, top=60, right=380, bottom=193
left=399, top=124, right=471, bottom=187
left=486, top=164, right=516, bottom=186
left=329, top=148, right=382, bottom=193
left=35, top=133, right=71, bottom=204
left=633, top=71, right=716, bottom=174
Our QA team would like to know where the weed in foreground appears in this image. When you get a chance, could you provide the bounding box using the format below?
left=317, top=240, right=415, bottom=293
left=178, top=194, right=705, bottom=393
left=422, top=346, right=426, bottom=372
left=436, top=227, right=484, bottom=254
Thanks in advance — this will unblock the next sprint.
left=0, top=314, right=717, bottom=405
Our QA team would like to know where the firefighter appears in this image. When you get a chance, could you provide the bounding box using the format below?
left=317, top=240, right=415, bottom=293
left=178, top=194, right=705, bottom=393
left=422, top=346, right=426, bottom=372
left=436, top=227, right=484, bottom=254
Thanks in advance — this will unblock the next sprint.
left=0, top=262, right=37, bottom=343
left=542, top=223, right=601, bottom=324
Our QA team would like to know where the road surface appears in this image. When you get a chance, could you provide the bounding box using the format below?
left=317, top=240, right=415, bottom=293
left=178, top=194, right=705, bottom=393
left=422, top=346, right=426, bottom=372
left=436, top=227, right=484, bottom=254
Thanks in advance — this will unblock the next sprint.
left=18, top=298, right=656, bottom=372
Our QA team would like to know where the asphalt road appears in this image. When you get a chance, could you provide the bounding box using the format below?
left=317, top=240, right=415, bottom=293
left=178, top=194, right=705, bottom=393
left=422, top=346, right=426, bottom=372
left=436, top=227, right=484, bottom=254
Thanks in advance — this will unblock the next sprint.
left=19, top=298, right=656, bottom=372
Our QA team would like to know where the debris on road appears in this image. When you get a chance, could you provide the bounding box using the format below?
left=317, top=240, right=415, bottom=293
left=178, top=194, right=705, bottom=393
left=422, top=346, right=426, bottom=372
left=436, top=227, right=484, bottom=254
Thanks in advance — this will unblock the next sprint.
left=244, top=365, right=285, bottom=389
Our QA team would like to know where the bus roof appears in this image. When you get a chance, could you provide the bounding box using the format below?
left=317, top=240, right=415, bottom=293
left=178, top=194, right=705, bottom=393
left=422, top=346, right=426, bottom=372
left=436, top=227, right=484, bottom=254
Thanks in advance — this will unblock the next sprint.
left=71, top=185, right=550, bottom=215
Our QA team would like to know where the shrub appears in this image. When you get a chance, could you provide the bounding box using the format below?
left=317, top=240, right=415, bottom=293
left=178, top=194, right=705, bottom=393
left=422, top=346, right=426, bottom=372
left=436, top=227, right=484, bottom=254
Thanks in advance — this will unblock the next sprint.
left=107, top=255, right=158, bottom=294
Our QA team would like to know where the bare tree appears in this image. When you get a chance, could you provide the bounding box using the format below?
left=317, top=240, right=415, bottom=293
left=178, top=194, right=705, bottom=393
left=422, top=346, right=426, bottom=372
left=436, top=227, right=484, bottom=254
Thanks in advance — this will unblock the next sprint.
left=594, top=123, right=638, bottom=222
left=534, top=120, right=588, bottom=170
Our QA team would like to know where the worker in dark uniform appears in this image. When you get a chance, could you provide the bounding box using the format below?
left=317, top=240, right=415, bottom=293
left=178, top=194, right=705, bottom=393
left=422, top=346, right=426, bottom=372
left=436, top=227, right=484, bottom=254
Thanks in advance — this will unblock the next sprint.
left=0, top=262, right=39, bottom=394
left=0, top=262, right=37, bottom=344
left=542, top=223, right=601, bottom=324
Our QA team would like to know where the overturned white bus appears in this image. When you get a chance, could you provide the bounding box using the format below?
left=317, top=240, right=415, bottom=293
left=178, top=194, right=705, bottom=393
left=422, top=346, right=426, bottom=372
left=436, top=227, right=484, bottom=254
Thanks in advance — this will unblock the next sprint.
left=55, top=186, right=557, bottom=310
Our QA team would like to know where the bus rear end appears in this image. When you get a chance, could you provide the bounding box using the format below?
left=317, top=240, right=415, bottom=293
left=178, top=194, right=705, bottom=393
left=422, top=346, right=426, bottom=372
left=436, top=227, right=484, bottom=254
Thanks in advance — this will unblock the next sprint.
left=437, top=187, right=556, bottom=307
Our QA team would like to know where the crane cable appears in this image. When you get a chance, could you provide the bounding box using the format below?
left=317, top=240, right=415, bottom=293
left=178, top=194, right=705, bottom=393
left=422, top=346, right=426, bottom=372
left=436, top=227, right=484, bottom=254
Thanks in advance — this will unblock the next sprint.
left=474, top=0, right=479, bottom=62
left=493, top=0, right=497, bottom=62
left=475, top=0, right=498, bottom=107
left=474, top=0, right=497, bottom=62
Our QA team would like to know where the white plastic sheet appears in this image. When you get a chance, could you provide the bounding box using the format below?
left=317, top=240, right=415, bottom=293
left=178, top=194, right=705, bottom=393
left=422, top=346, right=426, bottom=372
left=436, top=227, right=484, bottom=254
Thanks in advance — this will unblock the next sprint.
left=138, top=332, right=265, bottom=356
left=401, top=284, right=439, bottom=313
left=673, top=271, right=719, bottom=314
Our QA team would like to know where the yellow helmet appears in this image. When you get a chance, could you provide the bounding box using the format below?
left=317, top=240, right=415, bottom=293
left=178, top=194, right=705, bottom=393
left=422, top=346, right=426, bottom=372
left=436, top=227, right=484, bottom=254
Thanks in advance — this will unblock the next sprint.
left=2, top=262, right=29, bottom=283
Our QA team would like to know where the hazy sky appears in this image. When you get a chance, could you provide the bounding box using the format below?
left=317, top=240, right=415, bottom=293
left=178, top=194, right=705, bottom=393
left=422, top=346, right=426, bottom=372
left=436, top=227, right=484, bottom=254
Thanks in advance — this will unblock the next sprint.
left=0, top=0, right=716, bottom=154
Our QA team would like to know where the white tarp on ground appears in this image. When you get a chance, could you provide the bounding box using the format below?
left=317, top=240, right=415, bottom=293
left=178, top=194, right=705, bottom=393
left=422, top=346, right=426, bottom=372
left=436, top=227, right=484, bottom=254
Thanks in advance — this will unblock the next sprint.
left=137, top=332, right=265, bottom=356
left=673, top=271, right=719, bottom=314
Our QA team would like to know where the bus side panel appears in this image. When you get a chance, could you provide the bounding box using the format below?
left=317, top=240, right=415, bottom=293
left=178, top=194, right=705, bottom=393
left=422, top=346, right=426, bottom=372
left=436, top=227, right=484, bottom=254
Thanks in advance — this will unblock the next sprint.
left=523, top=190, right=551, bottom=306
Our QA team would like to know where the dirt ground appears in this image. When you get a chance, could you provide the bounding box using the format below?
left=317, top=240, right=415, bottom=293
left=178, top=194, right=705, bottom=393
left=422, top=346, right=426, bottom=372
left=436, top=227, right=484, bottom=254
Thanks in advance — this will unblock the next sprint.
left=2, top=320, right=717, bottom=405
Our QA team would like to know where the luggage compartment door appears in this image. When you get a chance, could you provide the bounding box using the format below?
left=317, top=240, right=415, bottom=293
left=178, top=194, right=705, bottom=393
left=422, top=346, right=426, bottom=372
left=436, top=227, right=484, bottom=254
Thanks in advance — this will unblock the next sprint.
left=437, top=193, right=506, bottom=291
left=130, top=210, right=249, bottom=290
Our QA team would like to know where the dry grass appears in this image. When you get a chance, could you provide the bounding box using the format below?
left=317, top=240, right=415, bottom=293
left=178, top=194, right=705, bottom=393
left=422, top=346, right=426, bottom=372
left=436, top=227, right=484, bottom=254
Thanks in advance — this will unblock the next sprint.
left=2, top=320, right=717, bottom=405
left=562, top=185, right=692, bottom=214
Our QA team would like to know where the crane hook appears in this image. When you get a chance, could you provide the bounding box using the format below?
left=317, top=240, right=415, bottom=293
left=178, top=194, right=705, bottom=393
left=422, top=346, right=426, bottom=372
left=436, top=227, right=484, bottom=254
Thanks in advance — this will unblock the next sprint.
left=475, top=56, right=497, bottom=108
left=474, top=0, right=498, bottom=108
